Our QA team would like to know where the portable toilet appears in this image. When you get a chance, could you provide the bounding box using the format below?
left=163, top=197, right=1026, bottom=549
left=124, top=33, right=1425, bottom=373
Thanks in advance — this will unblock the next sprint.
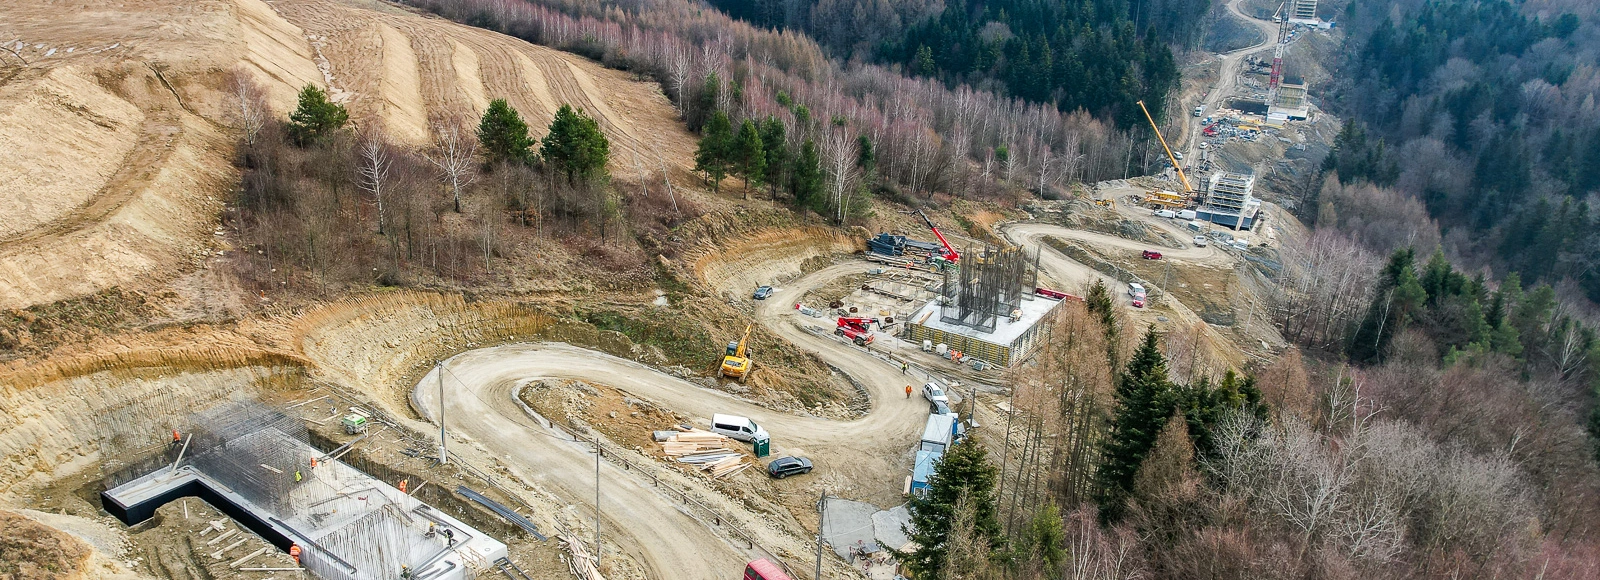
left=911, top=449, right=940, bottom=495
left=752, top=434, right=771, bottom=458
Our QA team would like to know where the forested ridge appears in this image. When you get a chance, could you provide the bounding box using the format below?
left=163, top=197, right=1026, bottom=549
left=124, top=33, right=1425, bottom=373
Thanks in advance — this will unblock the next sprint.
left=707, top=0, right=1205, bottom=127
left=1315, top=0, right=1599, bottom=301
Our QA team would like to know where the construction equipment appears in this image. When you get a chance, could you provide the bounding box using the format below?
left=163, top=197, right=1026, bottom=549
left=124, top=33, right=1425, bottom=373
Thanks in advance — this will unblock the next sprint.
left=915, top=209, right=961, bottom=268
left=835, top=317, right=877, bottom=346
left=1144, top=190, right=1188, bottom=210
left=1268, top=2, right=1291, bottom=104
left=720, top=325, right=753, bottom=381
left=340, top=414, right=369, bottom=435
left=1137, top=100, right=1197, bottom=204
left=1093, top=198, right=1116, bottom=209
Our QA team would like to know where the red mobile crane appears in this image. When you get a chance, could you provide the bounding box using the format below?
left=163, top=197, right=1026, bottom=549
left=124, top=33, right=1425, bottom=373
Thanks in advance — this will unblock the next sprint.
left=915, top=209, right=960, bottom=266
left=835, top=317, right=877, bottom=345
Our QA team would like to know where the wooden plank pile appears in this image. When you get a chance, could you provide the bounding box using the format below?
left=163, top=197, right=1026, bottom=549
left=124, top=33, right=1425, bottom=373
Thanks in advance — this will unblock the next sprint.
left=657, top=427, right=730, bottom=456
left=656, top=427, right=749, bottom=478
left=560, top=535, right=605, bottom=580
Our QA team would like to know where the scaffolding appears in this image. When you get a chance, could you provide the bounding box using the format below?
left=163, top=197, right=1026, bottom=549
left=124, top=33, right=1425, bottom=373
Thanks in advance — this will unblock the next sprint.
left=938, top=245, right=1040, bottom=333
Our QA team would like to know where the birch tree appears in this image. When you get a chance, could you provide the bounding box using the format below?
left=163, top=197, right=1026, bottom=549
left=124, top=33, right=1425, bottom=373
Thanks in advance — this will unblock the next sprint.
left=427, top=119, right=478, bottom=213
left=357, top=130, right=393, bottom=235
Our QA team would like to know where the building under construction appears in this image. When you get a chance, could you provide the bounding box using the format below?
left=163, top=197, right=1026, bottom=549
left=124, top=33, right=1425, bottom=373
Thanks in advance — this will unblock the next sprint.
left=101, top=403, right=506, bottom=580
left=1197, top=172, right=1262, bottom=230
left=903, top=245, right=1062, bottom=367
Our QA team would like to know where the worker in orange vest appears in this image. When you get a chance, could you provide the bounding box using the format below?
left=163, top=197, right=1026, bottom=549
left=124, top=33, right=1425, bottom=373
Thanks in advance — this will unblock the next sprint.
left=171, top=429, right=182, bottom=447
left=905, top=385, right=912, bottom=399
left=398, top=479, right=408, bottom=493
left=288, top=544, right=301, bottom=564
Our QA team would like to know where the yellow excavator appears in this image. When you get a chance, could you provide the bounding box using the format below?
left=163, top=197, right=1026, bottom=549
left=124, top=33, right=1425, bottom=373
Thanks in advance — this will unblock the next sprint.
left=1137, top=100, right=1198, bottom=206
left=720, top=325, right=753, bottom=382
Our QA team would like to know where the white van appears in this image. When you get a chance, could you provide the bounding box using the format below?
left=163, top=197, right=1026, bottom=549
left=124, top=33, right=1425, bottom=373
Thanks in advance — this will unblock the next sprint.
left=1128, top=283, right=1147, bottom=300
left=710, top=414, right=768, bottom=442
left=1177, top=209, right=1197, bottom=220
left=1153, top=209, right=1177, bottom=219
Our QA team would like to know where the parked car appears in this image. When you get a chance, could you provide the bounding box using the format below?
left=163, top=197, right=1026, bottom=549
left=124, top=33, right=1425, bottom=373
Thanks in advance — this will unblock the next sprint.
left=711, top=414, right=768, bottom=443
left=930, top=399, right=952, bottom=416
left=922, top=382, right=949, bottom=404
left=745, top=559, right=795, bottom=580
left=1193, top=236, right=1209, bottom=247
left=1154, top=209, right=1177, bottom=219
left=1128, top=283, right=1147, bottom=308
left=753, top=285, right=774, bottom=300
left=766, top=456, right=813, bottom=479
left=1142, top=250, right=1163, bottom=260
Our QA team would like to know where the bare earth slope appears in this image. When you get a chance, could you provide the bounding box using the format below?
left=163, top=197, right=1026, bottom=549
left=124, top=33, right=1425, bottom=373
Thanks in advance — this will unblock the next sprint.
left=0, top=0, right=698, bottom=310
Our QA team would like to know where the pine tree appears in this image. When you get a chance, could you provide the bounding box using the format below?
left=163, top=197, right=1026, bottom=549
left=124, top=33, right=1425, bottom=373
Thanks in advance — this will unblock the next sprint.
left=286, top=85, right=348, bottom=147
left=477, top=98, right=534, bottom=165
left=539, top=104, right=610, bottom=184
left=1176, top=369, right=1267, bottom=457
left=694, top=111, right=734, bottom=192
left=903, top=439, right=1001, bottom=578
left=856, top=135, right=876, bottom=174
left=759, top=117, right=788, bottom=198
left=1096, top=326, right=1176, bottom=519
left=790, top=138, right=823, bottom=208
left=733, top=119, right=766, bottom=194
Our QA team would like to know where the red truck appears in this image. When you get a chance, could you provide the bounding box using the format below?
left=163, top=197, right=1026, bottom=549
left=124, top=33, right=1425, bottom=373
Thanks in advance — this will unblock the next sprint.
left=836, top=317, right=876, bottom=345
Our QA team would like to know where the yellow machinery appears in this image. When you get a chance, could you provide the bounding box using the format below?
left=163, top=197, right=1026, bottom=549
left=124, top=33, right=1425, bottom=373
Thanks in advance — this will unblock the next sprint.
left=1093, top=198, right=1116, bottom=209
left=1144, top=189, right=1188, bottom=210
left=720, top=325, right=753, bottom=381
left=1137, top=100, right=1197, bottom=202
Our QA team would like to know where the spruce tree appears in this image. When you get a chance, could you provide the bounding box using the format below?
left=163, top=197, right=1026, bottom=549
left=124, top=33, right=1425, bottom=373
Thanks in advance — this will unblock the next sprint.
left=1349, top=248, right=1427, bottom=363
left=759, top=117, right=788, bottom=198
left=478, top=98, right=534, bottom=165
left=694, top=111, right=734, bottom=192
left=286, top=84, right=348, bottom=147
left=790, top=138, right=823, bottom=209
left=733, top=119, right=766, bottom=193
left=539, top=104, right=610, bottom=184
left=903, top=439, right=1000, bottom=578
left=1096, top=326, right=1176, bottom=519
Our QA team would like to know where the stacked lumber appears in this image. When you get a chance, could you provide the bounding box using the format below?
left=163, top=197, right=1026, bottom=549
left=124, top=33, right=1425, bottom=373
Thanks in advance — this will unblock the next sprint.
left=703, top=455, right=749, bottom=479
left=656, top=428, right=731, bottom=457
left=654, top=427, right=750, bottom=478
left=560, top=536, right=605, bottom=580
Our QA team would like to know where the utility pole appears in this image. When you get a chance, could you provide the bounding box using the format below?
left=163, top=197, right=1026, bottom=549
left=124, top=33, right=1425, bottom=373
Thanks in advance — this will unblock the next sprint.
left=437, top=361, right=447, bottom=465
left=815, top=491, right=827, bottom=580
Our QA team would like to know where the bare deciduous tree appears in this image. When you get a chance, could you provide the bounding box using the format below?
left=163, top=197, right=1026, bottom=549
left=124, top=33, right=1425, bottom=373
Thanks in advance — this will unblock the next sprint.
left=357, top=130, right=393, bottom=235
left=228, top=69, right=269, bottom=146
left=426, top=119, right=478, bottom=213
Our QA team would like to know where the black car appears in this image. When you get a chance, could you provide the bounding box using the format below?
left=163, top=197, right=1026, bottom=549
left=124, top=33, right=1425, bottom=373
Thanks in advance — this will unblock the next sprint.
left=766, top=456, right=813, bottom=479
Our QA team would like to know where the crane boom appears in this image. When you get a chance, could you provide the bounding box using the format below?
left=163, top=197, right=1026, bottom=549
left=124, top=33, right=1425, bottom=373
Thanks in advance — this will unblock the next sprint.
left=1136, top=100, right=1195, bottom=194
left=916, top=209, right=960, bottom=264
left=735, top=325, right=751, bottom=357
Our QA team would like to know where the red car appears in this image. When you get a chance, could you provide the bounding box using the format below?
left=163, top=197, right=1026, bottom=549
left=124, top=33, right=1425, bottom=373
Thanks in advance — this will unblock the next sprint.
left=744, top=559, right=794, bottom=580
left=1142, top=250, right=1163, bottom=260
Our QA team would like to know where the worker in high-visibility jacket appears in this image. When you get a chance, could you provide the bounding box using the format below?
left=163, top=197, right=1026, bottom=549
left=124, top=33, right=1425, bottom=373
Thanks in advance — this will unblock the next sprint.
left=288, top=544, right=301, bottom=564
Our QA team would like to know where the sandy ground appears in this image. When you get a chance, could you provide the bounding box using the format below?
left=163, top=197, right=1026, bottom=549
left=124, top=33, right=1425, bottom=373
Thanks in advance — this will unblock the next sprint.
left=0, top=0, right=701, bottom=311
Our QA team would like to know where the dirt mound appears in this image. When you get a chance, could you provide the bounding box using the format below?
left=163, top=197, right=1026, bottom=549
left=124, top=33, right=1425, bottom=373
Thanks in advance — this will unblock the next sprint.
left=0, top=510, right=92, bottom=580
